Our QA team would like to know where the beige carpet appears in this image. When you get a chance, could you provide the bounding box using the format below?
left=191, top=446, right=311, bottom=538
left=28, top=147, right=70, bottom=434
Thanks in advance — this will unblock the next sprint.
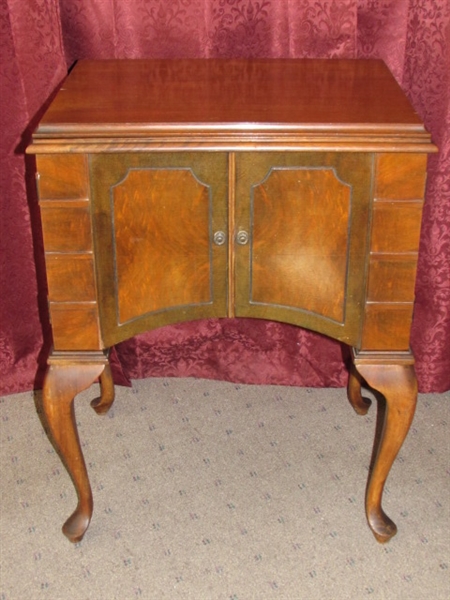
left=1, top=378, right=449, bottom=600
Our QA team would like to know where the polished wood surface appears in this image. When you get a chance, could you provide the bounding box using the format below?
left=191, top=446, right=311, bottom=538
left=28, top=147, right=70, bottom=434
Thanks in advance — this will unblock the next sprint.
left=28, top=59, right=435, bottom=544
left=90, top=152, right=228, bottom=345
left=251, top=167, right=350, bottom=319
left=36, top=59, right=425, bottom=132
left=113, top=168, right=211, bottom=321
left=349, top=350, right=418, bottom=543
left=361, top=153, right=428, bottom=351
left=233, top=151, right=372, bottom=346
left=42, top=352, right=109, bottom=543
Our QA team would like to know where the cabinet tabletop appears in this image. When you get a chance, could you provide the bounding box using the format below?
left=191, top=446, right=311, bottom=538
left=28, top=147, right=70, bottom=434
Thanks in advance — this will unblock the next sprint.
left=34, top=59, right=429, bottom=141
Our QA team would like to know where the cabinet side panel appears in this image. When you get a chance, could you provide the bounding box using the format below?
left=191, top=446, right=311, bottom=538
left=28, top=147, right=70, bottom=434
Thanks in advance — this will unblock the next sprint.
left=370, top=201, right=423, bottom=253
left=50, top=305, right=101, bottom=349
left=36, top=154, right=102, bottom=351
left=361, top=153, right=427, bottom=351
left=374, top=153, right=427, bottom=199
left=37, top=154, right=89, bottom=199
left=362, top=304, right=414, bottom=350
left=39, top=201, right=92, bottom=252
left=367, top=256, right=417, bottom=303
left=45, top=255, right=97, bottom=302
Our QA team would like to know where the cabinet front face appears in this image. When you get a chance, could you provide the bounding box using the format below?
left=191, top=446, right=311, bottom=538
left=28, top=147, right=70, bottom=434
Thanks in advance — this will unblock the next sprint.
left=38, top=150, right=427, bottom=354
left=234, top=153, right=373, bottom=346
left=89, top=151, right=374, bottom=348
left=90, top=153, right=228, bottom=346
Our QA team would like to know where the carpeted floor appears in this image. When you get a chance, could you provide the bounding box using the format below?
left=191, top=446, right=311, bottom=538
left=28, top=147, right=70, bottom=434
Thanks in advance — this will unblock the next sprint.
left=1, top=378, right=449, bottom=600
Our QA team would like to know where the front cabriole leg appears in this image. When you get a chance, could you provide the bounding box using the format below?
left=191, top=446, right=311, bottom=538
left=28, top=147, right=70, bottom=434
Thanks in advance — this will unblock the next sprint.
left=352, top=350, right=417, bottom=543
left=42, top=351, right=109, bottom=543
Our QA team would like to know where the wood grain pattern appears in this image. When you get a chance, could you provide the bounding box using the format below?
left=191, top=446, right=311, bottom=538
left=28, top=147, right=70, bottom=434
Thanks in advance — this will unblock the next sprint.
left=234, top=152, right=372, bottom=347
left=374, top=153, right=427, bottom=200
left=90, top=152, right=228, bottom=346
left=35, top=60, right=426, bottom=137
left=370, top=200, right=423, bottom=254
left=37, top=154, right=89, bottom=199
left=39, top=201, right=92, bottom=252
left=251, top=167, right=350, bottom=322
left=361, top=304, right=414, bottom=350
left=46, top=254, right=96, bottom=302
left=50, top=304, right=101, bottom=350
left=361, top=153, right=427, bottom=352
left=37, top=154, right=101, bottom=352
left=42, top=354, right=109, bottom=542
left=351, top=350, right=417, bottom=542
left=28, top=59, right=436, bottom=544
left=112, top=168, right=211, bottom=323
left=367, top=256, right=417, bottom=303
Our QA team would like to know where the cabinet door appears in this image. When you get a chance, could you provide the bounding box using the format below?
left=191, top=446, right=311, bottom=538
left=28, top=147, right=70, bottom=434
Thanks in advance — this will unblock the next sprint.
left=90, top=153, right=228, bottom=347
left=234, top=152, right=373, bottom=346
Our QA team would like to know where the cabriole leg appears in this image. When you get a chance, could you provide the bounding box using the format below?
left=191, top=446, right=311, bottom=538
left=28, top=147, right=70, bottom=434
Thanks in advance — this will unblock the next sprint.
left=42, top=353, right=108, bottom=543
left=347, top=361, right=372, bottom=415
left=91, top=362, right=115, bottom=415
left=352, top=351, right=417, bottom=543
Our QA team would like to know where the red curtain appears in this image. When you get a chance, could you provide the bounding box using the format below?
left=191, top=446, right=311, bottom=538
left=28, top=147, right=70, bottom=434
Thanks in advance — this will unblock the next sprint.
left=1, top=0, right=449, bottom=395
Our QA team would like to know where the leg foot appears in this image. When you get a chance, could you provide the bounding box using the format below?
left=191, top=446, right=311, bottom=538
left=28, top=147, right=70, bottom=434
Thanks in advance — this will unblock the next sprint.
left=347, top=362, right=372, bottom=415
left=353, top=351, right=417, bottom=543
left=42, top=354, right=108, bottom=542
left=91, top=362, right=115, bottom=415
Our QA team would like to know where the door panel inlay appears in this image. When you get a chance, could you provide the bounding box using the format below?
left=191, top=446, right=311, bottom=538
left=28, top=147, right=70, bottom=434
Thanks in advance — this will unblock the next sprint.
left=111, top=168, right=212, bottom=324
left=250, top=167, right=351, bottom=323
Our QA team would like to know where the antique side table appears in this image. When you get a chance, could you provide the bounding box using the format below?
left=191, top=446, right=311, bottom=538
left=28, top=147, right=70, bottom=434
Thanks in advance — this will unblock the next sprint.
left=28, top=59, right=435, bottom=543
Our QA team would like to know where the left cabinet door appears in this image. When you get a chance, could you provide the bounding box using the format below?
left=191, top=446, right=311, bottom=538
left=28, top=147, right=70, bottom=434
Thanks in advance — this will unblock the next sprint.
left=90, top=152, right=229, bottom=347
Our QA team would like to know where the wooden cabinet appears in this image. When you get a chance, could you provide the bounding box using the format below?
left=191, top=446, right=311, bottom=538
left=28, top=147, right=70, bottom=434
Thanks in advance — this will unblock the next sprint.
left=28, top=59, right=435, bottom=544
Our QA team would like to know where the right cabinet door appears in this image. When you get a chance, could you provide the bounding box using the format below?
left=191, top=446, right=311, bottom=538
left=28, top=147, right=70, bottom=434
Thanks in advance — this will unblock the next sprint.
left=234, top=152, right=373, bottom=347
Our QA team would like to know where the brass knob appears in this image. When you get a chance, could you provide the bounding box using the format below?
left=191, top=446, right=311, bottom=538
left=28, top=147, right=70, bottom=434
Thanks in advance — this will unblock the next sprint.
left=213, top=231, right=226, bottom=246
left=236, top=230, right=249, bottom=245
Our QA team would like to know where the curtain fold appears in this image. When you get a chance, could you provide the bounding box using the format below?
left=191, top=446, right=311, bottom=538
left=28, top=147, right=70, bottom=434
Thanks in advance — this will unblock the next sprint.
left=1, top=0, right=449, bottom=395
left=0, top=0, right=67, bottom=394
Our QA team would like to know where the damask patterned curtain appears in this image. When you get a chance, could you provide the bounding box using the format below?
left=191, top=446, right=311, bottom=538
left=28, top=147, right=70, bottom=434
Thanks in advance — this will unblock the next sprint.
left=1, top=0, right=449, bottom=395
